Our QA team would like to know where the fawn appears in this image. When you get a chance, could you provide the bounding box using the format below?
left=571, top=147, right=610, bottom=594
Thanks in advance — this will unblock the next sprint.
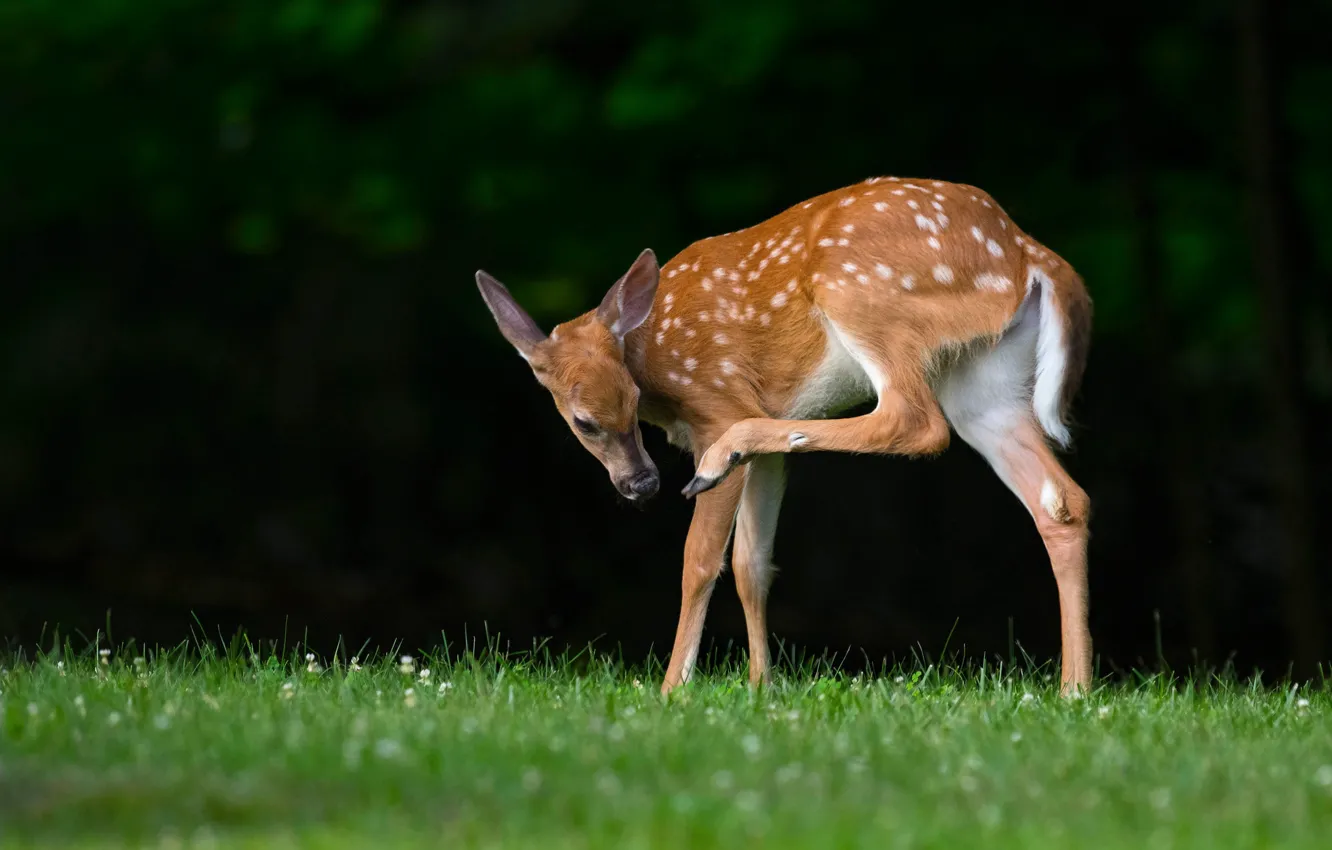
left=477, top=176, right=1094, bottom=696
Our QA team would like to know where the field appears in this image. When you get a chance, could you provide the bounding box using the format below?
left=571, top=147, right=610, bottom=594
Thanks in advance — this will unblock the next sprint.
left=2, top=639, right=1330, bottom=848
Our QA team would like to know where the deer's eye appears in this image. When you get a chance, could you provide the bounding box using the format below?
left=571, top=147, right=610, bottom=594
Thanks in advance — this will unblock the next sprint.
left=573, top=416, right=600, bottom=437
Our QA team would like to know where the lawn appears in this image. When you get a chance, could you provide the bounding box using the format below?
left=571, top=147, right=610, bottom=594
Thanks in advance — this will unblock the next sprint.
left=1, top=638, right=1330, bottom=848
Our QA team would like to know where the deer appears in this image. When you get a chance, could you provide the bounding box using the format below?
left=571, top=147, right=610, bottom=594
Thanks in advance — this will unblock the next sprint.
left=476, top=176, right=1094, bottom=697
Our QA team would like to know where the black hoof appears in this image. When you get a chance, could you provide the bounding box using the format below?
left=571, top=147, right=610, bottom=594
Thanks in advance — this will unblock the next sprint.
left=681, top=474, right=718, bottom=499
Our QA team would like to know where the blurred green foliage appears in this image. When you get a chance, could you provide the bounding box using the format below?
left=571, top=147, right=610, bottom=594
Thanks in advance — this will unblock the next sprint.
left=0, top=0, right=1328, bottom=674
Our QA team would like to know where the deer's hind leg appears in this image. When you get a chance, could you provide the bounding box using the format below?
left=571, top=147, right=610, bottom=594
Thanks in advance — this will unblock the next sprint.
left=684, top=313, right=953, bottom=496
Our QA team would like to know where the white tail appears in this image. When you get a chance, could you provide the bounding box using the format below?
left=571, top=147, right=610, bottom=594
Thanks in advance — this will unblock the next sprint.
left=478, top=175, right=1095, bottom=697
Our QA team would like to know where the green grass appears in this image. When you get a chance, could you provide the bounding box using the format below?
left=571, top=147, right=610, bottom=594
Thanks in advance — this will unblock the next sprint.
left=2, top=638, right=1331, bottom=849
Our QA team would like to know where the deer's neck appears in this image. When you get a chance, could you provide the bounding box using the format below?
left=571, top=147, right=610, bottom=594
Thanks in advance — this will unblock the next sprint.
left=622, top=323, right=677, bottom=429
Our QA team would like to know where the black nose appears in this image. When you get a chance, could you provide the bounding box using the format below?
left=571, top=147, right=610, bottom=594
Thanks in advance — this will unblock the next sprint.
left=628, top=470, right=659, bottom=500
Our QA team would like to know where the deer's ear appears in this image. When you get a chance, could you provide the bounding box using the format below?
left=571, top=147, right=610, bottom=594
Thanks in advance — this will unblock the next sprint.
left=476, top=270, right=546, bottom=360
left=596, top=249, right=659, bottom=340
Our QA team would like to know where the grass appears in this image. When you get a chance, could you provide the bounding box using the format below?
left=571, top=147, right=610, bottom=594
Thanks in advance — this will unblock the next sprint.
left=1, top=636, right=1331, bottom=849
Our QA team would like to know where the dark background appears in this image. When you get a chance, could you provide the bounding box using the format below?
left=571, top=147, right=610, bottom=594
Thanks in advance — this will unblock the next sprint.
left=2, top=0, right=1329, bottom=681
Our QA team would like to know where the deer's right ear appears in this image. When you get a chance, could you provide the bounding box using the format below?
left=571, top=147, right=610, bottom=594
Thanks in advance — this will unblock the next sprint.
left=476, top=270, right=546, bottom=361
left=596, top=248, right=660, bottom=340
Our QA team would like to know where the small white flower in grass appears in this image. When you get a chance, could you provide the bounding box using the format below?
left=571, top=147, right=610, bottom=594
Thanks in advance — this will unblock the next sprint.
left=1097, top=705, right=1112, bottom=718
left=1297, top=698, right=1310, bottom=709
left=419, top=668, right=431, bottom=681
left=1020, top=692, right=1035, bottom=704
left=404, top=688, right=417, bottom=707
left=27, top=702, right=38, bottom=717
left=734, top=790, right=762, bottom=812
left=74, top=695, right=86, bottom=717
left=133, top=657, right=146, bottom=667
left=741, top=734, right=761, bottom=756
left=1315, top=765, right=1332, bottom=786
left=438, top=681, right=453, bottom=695
left=107, top=711, right=122, bottom=726
left=154, top=714, right=170, bottom=730
left=775, top=762, right=803, bottom=784
left=399, top=655, right=415, bottom=675
left=349, top=657, right=362, bottom=672
left=596, top=769, right=622, bottom=796
left=894, top=675, right=905, bottom=683
left=99, top=649, right=110, bottom=657
left=1011, top=731, right=1022, bottom=743
left=374, top=738, right=402, bottom=759
left=522, top=767, right=543, bottom=792
left=632, top=679, right=642, bottom=689
left=305, top=653, right=315, bottom=662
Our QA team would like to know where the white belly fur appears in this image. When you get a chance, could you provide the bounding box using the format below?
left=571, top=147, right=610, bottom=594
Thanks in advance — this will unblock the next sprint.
left=784, top=315, right=877, bottom=419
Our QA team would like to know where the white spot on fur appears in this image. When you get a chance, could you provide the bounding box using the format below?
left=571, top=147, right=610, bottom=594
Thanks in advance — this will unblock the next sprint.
left=1040, top=479, right=1070, bottom=521
left=667, top=269, right=678, bottom=278
left=901, top=274, right=915, bottom=290
left=720, top=359, right=737, bottom=375
left=714, top=332, right=730, bottom=345
left=836, top=238, right=850, bottom=246
left=839, top=197, right=855, bottom=206
left=892, top=189, right=905, bottom=196
left=873, top=201, right=889, bottom=212
left=915, top=213, right=937, bottom=233
left=818, top=238, right=835, bottom=247
left=927, top=236, right=941, bottom=250
left=936, top=213, right=949, bottom=228
left=855, top=273, right=870, bottom=284
left=771, top=292, right=788, bottom=308
left=842, top=224, right=855, bottom=233
left=974, top=273, right=1013, bottom=292
left=759, top=313, right=770, bottom=326
left=933, top=264, right=954, bottom=283
left=841, top=262, right=858, bottom=273
left=684, top=357, right=697, bottom=371
left=971, top=226, right=984, bottom=243
left=685, top=328, right=696, bottom=338
left=907, top=199, right=920, bottom=210
left=668, top=372, right=681, bottom=383
left=713, top=377, right=726, bottom=387
left=986, top=239, right=1004, bottom=257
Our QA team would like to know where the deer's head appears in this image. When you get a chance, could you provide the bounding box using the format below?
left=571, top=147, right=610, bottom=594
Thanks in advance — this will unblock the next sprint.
left=476, top=249, right=661, bottom=503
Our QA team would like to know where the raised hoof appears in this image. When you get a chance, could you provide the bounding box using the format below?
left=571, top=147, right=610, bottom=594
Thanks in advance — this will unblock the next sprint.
left=681, top=474, right=719, bottom=499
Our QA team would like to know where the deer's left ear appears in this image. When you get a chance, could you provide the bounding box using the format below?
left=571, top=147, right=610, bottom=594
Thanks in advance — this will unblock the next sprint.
left=596, top=249, right=659, bottom=340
